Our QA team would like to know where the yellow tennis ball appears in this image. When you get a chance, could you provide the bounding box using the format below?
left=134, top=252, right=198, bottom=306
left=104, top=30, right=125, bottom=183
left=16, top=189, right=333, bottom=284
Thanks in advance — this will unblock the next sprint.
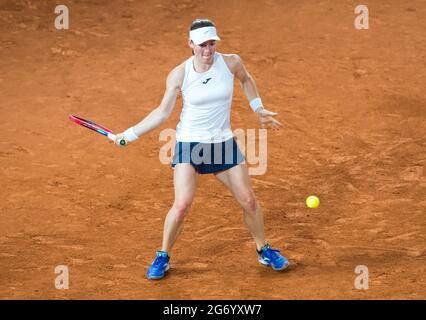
left=306, top=195, right=320, bottom=208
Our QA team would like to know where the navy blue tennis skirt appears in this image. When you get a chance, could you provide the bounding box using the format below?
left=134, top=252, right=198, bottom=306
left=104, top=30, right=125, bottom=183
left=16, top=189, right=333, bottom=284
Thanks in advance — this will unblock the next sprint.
left=171, top=137, right=245, bottom=174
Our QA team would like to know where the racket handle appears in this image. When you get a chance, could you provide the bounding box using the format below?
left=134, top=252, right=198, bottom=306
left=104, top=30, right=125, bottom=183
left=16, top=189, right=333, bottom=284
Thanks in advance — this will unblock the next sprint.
left=107, top=133, right=116, bottom=141
left=107, top=133, right=126, bottom=146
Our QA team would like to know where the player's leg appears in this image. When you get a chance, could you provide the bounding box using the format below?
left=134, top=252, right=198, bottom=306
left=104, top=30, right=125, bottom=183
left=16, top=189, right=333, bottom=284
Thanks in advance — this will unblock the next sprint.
left=214, top=163, right=265, bottom=250
left=162, top=163, right=198, bottom=252
left=214, top=163, right=289, bottom=270
left=147, top=163, right=198, bottom=280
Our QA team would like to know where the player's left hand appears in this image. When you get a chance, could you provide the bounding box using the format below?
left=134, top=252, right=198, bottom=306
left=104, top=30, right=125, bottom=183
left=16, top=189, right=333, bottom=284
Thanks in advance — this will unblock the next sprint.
left=256, top=107, right=283, bottom=130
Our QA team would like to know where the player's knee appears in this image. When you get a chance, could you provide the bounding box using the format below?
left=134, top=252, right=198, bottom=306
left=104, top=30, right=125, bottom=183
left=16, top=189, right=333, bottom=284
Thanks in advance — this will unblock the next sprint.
left=173, top=199, right=192, bottom=220
left=240, top=192, right=257, bottom=214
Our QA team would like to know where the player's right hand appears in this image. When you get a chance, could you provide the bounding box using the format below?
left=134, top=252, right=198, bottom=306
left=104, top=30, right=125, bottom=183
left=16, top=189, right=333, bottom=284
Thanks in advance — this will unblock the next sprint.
left=114, top=133, right=127, bottom=147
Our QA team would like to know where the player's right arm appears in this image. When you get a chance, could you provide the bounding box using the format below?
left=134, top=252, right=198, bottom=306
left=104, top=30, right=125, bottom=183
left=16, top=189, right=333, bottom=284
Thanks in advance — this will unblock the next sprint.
left=114, top=63, right=184, bottom=145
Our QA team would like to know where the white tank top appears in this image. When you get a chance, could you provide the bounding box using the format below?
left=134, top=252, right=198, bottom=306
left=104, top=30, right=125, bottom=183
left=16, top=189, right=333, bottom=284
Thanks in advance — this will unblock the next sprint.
left=176, top=52, right=234, bottom=143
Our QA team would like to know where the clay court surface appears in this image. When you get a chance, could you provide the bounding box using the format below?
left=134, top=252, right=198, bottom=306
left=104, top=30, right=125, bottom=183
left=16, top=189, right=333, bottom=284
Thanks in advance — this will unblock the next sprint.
left=0, top=0, right=425, bottom=299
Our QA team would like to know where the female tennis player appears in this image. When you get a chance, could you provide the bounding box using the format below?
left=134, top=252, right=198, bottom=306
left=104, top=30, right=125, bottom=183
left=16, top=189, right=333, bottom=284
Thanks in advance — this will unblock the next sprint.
left=115, top=19, right=289, bottom=280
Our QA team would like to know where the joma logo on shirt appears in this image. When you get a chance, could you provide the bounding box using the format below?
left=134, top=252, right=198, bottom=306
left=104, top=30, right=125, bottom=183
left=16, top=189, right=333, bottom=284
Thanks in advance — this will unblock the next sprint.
left=202, top=78, right=212, bottom=84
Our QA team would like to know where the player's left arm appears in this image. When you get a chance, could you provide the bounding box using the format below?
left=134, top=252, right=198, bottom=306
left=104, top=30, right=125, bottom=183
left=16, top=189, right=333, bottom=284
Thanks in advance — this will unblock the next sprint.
left=228, top=54, right=282, bottom=130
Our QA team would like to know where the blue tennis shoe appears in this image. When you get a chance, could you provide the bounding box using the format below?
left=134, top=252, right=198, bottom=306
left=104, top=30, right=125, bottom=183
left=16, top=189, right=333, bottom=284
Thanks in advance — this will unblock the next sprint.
left=257, top=244, right=289, bottom=270
left=146, top=251, right=170, bottom=280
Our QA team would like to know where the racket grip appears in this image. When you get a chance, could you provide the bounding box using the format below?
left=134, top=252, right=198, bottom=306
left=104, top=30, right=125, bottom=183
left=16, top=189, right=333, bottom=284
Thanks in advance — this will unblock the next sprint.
left=107, top=133, right=126, bottom=146
left=107, top=133, right=116, bottom=142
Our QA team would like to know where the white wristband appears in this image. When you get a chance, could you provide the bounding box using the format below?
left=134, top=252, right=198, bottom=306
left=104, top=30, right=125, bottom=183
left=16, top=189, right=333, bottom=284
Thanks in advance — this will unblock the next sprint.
left=249, top=97, right=263, bottom=112
left=123, top=127, right=139, bottom=142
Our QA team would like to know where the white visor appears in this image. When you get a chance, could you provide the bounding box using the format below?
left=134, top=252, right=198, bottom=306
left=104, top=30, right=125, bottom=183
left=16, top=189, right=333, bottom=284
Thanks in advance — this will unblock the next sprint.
left=189, top=26, right=221, bottom=45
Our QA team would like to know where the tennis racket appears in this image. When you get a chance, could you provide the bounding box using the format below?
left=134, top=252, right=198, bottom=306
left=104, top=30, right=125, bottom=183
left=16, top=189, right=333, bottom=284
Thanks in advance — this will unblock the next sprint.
left=68, top=115, right=126, bottom=146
